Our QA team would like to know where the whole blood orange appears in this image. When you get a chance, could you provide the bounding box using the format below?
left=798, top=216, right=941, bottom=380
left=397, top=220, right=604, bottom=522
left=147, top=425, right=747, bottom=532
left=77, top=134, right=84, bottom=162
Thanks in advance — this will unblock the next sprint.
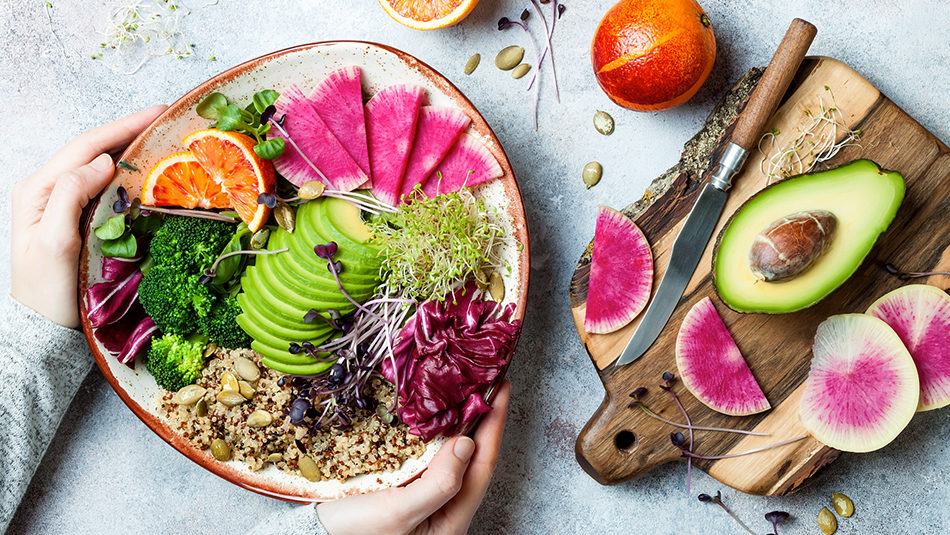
left=592, top=0, right=715, bottom=111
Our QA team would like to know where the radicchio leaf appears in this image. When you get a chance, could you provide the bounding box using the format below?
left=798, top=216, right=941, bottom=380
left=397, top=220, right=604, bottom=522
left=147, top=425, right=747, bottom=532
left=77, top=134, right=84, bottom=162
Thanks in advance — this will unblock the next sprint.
left=381, top=283, right=521, bottom=441
left=86, top=270, right=143, bottom=328
left=101, top=256, right=141, bottom=281
left=116, top=316, right=159, bottom=365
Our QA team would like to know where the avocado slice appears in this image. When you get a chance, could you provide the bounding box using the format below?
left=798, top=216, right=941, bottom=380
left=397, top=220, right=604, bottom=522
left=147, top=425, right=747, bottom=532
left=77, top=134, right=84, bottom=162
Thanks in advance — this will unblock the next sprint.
left=271, top=226, right=380, bottom=286
left=250, top=340, right=334, bottom=375
left=713, top=160, right=904, bottom=313
left=298, top=198, right=381, bottom=264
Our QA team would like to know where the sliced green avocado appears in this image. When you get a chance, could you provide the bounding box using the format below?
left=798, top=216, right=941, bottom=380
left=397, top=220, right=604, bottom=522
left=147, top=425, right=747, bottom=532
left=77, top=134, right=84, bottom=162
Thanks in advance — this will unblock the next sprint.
left=245, top=263, right=353, bottom=314
left=271, top=227, right=380, bottom=287
left=713, top=160, right=904, bottom=313
left=235, top=293, right=334, bottom=342
left=298, top=199, right=381, bottom=265
left=251, top=341, right=334, bottom=375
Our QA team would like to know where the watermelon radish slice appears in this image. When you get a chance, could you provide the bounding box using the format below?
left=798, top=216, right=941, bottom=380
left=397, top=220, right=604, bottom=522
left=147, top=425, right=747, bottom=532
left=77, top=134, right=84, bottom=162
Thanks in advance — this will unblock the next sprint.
left=398, top=106, right=471, bottom=203
left=272, top=85, right=368, bottom=191
left=867, top=284, right=950, bottom=411
left=420, top=134, right=503, bottom=198
left=675, top=297, right=771, bottom=416
left=366, top=84, right=425, bottom=205
left=309, top=66, right=371, bottom=181
left=800, top=314, right=919, bottom=453
left=584, top=206, right=653, bottom=334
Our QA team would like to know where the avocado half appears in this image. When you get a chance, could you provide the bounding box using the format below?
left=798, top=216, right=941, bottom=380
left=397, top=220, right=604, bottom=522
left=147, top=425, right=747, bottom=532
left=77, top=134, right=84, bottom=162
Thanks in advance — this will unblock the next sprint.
left=713, top=160, right=904, bottom=314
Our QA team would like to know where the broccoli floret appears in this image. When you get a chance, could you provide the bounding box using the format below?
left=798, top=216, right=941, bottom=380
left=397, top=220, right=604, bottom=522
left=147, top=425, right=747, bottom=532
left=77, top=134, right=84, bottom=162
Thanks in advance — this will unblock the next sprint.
left=199, top=296, right=251, bottom=349
left=149, top=215, right=234, bottom=271
left=139, top=264, right=214, bottom=334
left=145, top=333, right=207, bottom=391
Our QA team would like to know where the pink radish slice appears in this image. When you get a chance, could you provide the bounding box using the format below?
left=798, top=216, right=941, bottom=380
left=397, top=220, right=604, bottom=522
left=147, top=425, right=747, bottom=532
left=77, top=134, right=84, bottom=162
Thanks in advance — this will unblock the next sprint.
left=800, top=314, right=919, bottom=453
left=420, top=133, right=503, bottom=198
left=309, top=66, right=372, bottom=182
left=272, top=85, right=368, bottom=190
left=584, top=206, right=653, bottom=334
left=366, top=84, right=425, bottom=205
left=398, top=106, right=471, bottom=204
left=867, top=284, right=950, bottom=411
left=675, top=297, right=770, bottom=416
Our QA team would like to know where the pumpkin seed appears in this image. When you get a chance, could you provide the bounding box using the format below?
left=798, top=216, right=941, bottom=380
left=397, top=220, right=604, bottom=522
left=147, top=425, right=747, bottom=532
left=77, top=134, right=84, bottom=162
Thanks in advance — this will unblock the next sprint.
left=210, top=438, right=231, bottom=461
left=238, top=380, right=256, bottom=399
left=593, top=110, right=615, bottom=135
left=464, top=53, right=480, bottom=75
left=267, top=453, right=283, bottom=463
left=489, top=271, right=505, bottom=302
left=173, top=385, right=206, bottom=405
left=495, top=46, right=524, bottom=71
left=234, top=357, right=260, bottom=382
left=298, top=455, right=321, bottom=481
left=582, top=161, right=603, bottom=189
left=220, top=371, right=240, bottom=392
left=511, top=63, right=531, bottom=79
left=203, top=343, right=218, bottom=358
left=275, top=201, right=295, bottom=233
left=474, top=269, right=491, bottom=292
left=298, top=180, right=326, bottom=200
left=216, top=390, right=246, bottom=407
left=817, top=507, right=837, bottom=534
left=250, top=228, right=270, bottom=250
left=832, top=492, right=854, bottom=517
left=194, top=399, right=208, bottom=417
left=246, top=410, right=273, bottom=428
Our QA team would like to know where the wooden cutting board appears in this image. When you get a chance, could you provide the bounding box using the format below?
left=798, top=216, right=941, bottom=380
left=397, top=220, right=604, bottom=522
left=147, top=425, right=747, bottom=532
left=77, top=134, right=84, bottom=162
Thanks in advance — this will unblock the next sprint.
left=570, top=57, right=950, bottom=496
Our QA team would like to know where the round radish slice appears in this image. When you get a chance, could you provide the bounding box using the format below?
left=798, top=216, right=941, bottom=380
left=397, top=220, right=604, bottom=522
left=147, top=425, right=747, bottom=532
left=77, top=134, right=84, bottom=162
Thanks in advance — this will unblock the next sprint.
left=584, top=206, right=653, bottom=334
left=675, top=297, right=770, bottom=416
left=867, top=284, right=950, bottom=411
left=800, top=314, right=919, bottom=453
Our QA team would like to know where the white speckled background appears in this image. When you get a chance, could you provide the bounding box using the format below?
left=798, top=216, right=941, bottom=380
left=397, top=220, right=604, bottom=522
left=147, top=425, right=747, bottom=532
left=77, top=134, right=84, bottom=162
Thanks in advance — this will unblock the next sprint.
left=2, top=0, right=949, bottom=533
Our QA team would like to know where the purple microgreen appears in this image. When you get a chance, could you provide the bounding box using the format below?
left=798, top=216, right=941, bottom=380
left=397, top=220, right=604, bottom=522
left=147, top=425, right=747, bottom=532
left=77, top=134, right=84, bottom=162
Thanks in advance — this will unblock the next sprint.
left=264, top=112, right=332, bottom=185
left=303, top=308, right=321, bottom=324
left=288, top=342, right=302, bottom=355
left=329, top=260, right=343, bottom=274
left=698, top=491, right=756, bottom=535
left=201, top=247, right=288, bottom=281
left=528, top=0, right=561, bottom=103
left=259, top=104, right=277, bottom=125
left=498, top=7, right=543, bottom=130
left=630, top=398, right=769, bottom=436
left=257, top=192, right=278, bottom=208
left=137, top=204, right=239, bottom=223
left=673, top=435, right=809, bottom=461
left=630, top=386, right=648, bottom=398
left=670, top=431, right=686, bottom=447
left=313, top=241, right=338, bottom=260
left=113, top=186, right=132, bottom=213
left=882, top=262, right=950, bottom=280
left=765, top=511, right=790, bottom=534
left=557, top=3, right=565, bottom=18
left=660, top=372, right=693, bottom=495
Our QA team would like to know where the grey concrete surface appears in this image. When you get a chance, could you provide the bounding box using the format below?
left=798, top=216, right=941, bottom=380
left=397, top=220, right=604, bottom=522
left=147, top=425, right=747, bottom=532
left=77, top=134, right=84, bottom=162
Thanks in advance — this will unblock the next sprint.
left=2, top=0, right=949, bottom=533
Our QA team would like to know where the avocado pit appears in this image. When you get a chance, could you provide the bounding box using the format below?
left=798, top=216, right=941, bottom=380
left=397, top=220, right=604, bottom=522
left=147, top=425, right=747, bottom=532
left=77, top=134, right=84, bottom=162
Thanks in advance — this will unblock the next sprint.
left=749, top=210, right=837, bottom=282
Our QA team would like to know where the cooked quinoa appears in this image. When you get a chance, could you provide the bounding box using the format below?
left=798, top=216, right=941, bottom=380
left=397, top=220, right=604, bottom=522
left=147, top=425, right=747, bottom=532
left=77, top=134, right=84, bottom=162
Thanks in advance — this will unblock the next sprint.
left=158, top=348, right=425, bottom=482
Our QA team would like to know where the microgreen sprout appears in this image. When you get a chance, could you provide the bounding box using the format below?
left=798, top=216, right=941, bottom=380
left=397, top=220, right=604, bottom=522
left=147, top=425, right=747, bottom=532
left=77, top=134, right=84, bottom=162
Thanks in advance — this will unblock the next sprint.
left=369, top=188, right=504, bottom=302
left=660, top=372, right=693, bottom=495
left=629, top=388, right=769, bottom=436
left=45, top=2, right=69, bottom=61
left=117, top=160, right=140, bottom=172
left=883, top=262, right=950, bottom=280
left=198, top=247, right=288, bottom=284
left=758, top=84, right=861, bottom=184
left=671, top=432, right=808, bottom=461
left=697, top=491, right=756, bottom=535
left=113, top=186, right=132, bottom=213
left=765, top=510, right=791, bottom=534
left=498, top=9, right=543, bottom=130
left=138, top=204, right=239, bottom=223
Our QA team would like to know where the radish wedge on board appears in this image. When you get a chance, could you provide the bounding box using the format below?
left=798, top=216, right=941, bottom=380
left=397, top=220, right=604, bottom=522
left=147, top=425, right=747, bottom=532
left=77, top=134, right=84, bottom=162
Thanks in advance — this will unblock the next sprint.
left=420, top=133, right=503, bottom=198
left=800, top=314, right=919, bottom=453
left=398, top=106, right=471, bottom=203
left=309, top=66, right=371, bottom=181
left=584, top=206, right=653, bottom=334
left=675, top=297, right=771, bottom=416
left=867, top=284, right=950, bottom=411
left=366, top=84, right=425, bottom=205
left=272, top=85, right=368, bottom=190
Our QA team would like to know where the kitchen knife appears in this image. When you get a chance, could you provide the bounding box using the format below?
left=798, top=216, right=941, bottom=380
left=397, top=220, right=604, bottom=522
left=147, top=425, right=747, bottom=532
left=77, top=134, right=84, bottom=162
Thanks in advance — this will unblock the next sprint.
left=615, top=18, right=818, bottom=368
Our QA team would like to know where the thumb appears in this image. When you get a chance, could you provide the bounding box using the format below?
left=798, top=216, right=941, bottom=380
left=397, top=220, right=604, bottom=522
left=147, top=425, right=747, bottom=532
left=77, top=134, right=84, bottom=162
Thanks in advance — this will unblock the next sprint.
left=396, top=436, right=476, bottom=527
left=41, top=153, right=115, bottom=236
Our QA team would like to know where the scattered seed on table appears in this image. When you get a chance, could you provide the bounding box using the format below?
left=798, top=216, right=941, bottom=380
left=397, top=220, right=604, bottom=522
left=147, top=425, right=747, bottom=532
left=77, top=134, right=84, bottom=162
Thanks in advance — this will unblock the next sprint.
left=511, top=63, right=531, bottom=79
left=817, top=507, right=837, bottom=534
left=464, top=53, right=480, bottom=75
left=593, top=110, right=615, bottom=135
left=495, top=46, right=524, bottom=71
left=583, top=161, right=603, bottom=189
left=832, top=493, right=854, bottom=517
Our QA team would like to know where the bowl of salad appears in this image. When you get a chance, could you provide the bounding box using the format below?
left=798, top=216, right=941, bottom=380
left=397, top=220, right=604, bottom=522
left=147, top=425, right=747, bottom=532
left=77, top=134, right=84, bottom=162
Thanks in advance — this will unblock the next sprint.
left=77, top=41, right=529, bottom=502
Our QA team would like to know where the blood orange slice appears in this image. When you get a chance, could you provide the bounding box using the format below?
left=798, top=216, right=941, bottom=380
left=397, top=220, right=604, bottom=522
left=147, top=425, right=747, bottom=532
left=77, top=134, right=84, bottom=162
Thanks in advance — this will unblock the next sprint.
left=184, top=129, right=276, bottom=231
left=379, top=0, right=480, bottom=30
left=142, top=152, right=231, bottom=209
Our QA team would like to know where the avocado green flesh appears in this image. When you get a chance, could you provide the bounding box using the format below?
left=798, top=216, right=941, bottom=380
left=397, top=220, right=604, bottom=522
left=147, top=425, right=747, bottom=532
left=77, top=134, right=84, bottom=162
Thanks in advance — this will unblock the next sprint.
left=714, top=160, right=904, bottom=313
left=236, top=198, right=383, bottom=372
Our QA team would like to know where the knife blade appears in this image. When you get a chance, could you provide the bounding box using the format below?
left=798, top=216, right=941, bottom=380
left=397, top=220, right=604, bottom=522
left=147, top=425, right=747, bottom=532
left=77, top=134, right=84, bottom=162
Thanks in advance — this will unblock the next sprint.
left=613, top=19, right=818, bottom=368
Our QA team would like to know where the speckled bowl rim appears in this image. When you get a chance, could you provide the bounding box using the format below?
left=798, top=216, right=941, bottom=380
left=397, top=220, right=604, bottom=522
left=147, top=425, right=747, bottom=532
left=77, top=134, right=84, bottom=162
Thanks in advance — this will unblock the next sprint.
left=77, top=41, right=530, bottom=503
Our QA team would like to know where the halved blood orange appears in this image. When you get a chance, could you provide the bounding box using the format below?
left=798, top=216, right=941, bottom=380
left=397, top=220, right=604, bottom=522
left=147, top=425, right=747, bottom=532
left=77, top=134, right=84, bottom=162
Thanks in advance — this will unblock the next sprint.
left=141, top=152, right=231, bottom=209
left=379, top=0, right=480, bottom=30
left=184, top=129, right=276, bottom=232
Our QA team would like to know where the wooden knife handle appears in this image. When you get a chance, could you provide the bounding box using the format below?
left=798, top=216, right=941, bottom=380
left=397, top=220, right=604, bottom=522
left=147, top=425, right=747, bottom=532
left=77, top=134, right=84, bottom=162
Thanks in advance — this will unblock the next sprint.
left=732, top=19, right=817, bottom=150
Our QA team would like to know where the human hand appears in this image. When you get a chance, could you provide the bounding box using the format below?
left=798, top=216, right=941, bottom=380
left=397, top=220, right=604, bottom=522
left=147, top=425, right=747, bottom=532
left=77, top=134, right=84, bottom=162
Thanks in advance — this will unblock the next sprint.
left=10, top=105, right=167, bottom=328
left=317, top=381, right=511, bottom=535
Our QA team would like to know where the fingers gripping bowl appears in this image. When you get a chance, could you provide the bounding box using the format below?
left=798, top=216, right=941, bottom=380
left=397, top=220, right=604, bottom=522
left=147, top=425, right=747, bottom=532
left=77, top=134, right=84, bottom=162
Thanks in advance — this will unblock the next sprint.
left=77, top=42, right=529, bottom=502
